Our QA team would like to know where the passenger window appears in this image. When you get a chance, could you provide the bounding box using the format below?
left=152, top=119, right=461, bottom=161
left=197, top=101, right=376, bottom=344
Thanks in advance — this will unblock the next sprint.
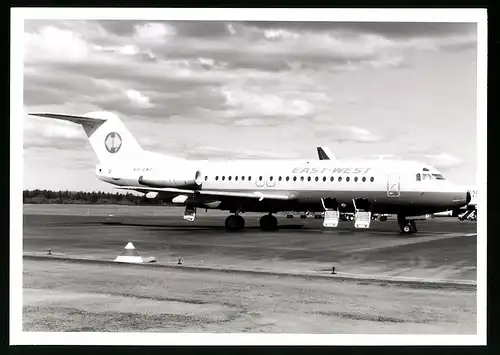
left=323, top=177, right=326, bottom=182
left=293, top=176, right=297, bottom=181
left=416, top=173, right=421, bottom=181
left=248, top=176, right=251, bottom=181
left=330, top=176, right=334, bottom=182
left=354, top=177, right=358, bottom=182
left=362, top=177, right=366, bottom=182
left=259, top=176, right=263, bottom=181
left=300, top=176, right=304, bottom=181
left=370, top=177, right=374, bottom=182
left=307, top=176, right=311, bottom=182
left=205, top=176, right=208, bottom=181
left=286, top=176, right=289, bottom=181
left=315, top=176, right=319, bottom=182
left=338, top=176, right=342, bottom=182
left=242, top=176, right=245, bottom=181
left=215, top=176, right=219, bottom=181
left=222, top=176, right=225, bottom=181
left=346, top=177, right=350, bottom=182
left=228, top=176, right=232, bottom=181
left=235, top=176, right=238, bottom=181
left=270, top=176, right=273, bottom=181
left=278, top=176, right=282, bottom=181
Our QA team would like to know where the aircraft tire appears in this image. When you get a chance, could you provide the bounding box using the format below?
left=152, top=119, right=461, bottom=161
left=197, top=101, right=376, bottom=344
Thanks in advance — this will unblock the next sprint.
left=260, top=214, right=278, bottom=231
left=225, top=215, right=245, bottom=231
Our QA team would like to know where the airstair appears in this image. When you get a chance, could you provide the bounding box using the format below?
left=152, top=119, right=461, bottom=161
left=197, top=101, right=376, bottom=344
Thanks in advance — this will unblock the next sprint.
left=459, top=208, right=477, bottom=221
left=321, top=198, right=340, bottom=227
left=183, top=204, right=196, bottom=222
left=352, top=198, right=372, bottom=228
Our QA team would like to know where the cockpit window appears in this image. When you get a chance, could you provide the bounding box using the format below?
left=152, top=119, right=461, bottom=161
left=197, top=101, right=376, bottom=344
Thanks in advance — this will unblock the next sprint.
left=417, top=171, right=445, bottom=181
left=422, top=173, right=446, bottom=180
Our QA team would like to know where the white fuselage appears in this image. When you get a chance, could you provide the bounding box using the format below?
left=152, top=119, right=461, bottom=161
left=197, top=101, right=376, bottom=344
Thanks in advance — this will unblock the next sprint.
left=96, top=153, right=469, bottom=215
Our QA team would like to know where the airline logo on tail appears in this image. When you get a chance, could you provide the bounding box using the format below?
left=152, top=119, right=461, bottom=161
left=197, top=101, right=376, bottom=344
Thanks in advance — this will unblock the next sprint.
left=105, top=132, right=122, bottom=154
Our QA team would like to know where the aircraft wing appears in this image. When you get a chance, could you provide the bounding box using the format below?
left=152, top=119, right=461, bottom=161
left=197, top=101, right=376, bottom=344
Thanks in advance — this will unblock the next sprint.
left=115, top=186, right=295, bottom=201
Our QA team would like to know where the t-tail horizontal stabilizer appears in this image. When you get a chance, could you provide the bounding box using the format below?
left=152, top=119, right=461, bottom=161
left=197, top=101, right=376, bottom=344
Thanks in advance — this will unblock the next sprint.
left=28, top=111, right=143, bottom=163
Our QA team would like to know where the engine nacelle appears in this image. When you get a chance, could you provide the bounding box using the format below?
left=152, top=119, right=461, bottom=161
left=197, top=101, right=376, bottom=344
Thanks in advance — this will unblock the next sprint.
left=138, top=169, right=203, bottom=188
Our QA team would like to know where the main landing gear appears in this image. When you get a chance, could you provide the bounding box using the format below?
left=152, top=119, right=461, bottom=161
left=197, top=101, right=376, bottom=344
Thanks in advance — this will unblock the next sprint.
left=397, top=214, right=417, bottom=234
left=224, top=213, right=279, bottom=231
left=259, top=213, right=278, bottom=231
left=225, top=214, right=245, bottom=231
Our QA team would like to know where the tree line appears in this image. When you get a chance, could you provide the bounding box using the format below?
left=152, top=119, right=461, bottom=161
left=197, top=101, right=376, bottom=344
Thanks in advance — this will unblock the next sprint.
left=22, top=189, right=164, bottom=205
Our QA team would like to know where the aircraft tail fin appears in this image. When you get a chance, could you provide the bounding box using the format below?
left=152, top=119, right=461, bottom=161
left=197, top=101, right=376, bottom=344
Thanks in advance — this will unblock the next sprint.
left=28, top=111, right=143, bottom=164
left=317, top=146, right=335, bottom=160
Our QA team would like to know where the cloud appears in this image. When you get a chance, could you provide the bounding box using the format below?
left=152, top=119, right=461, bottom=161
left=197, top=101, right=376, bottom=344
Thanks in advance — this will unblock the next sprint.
left=317, top=125, right=383, bottom=143
left=179, top=145, right=301, bottom=160
left=133, top=22, right=176, bottom=42
left=245, top=21, right=476, bottom=40
left=24, top=26, right=91, bottom=61
left=124, top=89, right=153, bottom=108
left=421, top=153, right=463, bottom=169
left=220, top=86, right=315, bottom=119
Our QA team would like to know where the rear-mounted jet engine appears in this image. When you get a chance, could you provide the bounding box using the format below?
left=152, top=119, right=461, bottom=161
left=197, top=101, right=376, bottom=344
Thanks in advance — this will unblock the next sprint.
left=138, top=169, right=203, bottom=188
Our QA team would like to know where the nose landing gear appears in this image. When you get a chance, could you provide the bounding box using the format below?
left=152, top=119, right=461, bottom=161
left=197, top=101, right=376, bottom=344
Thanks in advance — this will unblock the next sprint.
left=398, top=214, right=417, bottom=234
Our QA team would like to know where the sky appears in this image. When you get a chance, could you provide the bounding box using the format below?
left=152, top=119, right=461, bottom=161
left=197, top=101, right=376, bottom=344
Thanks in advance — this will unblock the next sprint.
left=22, top=19, right=479, bottom=192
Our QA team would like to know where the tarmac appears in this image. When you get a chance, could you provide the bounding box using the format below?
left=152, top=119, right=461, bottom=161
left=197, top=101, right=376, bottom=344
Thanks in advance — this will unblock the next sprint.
left=21, top=204, right=478, bottom=334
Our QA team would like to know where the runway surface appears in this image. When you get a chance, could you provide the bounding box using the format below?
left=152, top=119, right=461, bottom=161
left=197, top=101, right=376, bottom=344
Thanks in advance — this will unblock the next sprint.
left=21, top=204, right=478, bottom=333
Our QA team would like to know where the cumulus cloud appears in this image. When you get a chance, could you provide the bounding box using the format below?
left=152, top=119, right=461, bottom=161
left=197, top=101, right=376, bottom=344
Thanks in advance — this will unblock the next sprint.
left=180, top=145, right=301, bottom=160
left=220, top=86, right=315, bottom=119
left=318, top=125, right=383, bottom=143
left=421, top=153, right=463, bottom=169
left=124, top=89, right=153, bottom=108
left=133, top=22, right=176, bottom=41
left=24, top=26, right=91, bottom=61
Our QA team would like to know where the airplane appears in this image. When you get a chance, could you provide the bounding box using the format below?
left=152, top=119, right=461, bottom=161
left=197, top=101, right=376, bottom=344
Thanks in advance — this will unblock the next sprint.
left=28, top=111, right=471, bottom=234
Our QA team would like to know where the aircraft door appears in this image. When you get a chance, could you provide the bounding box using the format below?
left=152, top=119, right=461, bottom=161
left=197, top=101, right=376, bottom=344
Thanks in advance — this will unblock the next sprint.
left=266, top=176, right=276, bottom=187
left=387, top=174, right=400, bottom=197
left=255, top=175, right=265, bottom=187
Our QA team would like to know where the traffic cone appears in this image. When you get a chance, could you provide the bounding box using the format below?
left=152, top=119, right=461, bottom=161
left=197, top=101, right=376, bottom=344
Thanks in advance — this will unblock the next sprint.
left=114, top=242, right=144, bottom=263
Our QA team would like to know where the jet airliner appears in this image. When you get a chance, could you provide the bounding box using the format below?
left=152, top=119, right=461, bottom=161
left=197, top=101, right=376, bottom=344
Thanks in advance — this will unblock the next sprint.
left=28, top=111, right=471, bottom=234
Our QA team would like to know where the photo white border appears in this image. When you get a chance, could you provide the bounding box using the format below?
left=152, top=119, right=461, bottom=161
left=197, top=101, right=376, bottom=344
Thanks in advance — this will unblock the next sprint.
left=10, top=7, right=487, bottom=346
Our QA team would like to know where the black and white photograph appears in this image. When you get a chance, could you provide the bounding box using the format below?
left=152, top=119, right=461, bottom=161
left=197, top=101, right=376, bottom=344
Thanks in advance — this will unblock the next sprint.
left=11, top=8, right=486, bottom=345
